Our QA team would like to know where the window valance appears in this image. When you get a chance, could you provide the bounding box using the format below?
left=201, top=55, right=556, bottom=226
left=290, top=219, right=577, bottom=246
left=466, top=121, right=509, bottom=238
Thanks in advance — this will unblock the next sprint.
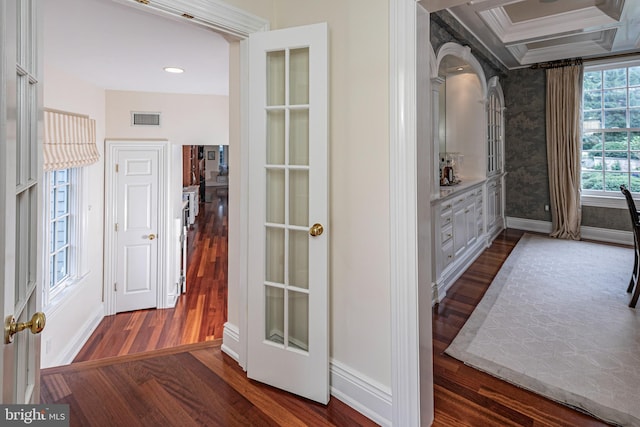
left=44, top=108, right=99, bottom=171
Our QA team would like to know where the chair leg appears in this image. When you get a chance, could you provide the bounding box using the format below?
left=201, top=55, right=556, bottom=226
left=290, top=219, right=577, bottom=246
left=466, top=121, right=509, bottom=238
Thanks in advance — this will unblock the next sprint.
left=630, top=236, right=639, bottom=293
left=631, top=281, right=640, bottom=308
left=630, top=251, right=638, bottom=293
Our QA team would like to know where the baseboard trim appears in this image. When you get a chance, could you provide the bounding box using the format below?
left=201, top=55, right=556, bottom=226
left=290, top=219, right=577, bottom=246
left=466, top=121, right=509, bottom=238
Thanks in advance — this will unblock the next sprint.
left=223, top=323, right=391, bottom=425
left=506, top=217, right=633, bottom=246
left=330, top=359, right=392, bottom=427
left=221, top=322, right=241, bottom=364
left=50, top=303, right=104, bottom=367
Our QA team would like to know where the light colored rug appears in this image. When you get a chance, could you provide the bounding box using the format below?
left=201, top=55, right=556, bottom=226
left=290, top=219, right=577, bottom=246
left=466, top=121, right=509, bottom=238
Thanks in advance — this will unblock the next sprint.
left=445, top=233, right=640, bottom=427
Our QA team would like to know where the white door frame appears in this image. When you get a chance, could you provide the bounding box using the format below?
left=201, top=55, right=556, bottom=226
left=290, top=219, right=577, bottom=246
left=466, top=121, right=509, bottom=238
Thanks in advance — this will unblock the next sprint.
left=104, top=140, right=169, bottom=315
left=115, top=0, right=425, bottom=425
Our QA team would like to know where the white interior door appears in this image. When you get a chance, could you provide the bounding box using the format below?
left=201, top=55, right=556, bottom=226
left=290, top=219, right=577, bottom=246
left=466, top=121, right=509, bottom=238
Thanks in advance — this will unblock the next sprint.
left=115, top=147, right=160, bottom=313
left=247, top=23, right=329, bottom=404
left=1, top=0, right=45, bottom=404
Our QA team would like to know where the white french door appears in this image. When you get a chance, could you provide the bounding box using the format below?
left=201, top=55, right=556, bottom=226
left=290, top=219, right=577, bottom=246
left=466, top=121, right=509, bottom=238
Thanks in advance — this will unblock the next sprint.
left=247, top=23, right=329, bottom=404
left=1, top=0, right=45, bottom=404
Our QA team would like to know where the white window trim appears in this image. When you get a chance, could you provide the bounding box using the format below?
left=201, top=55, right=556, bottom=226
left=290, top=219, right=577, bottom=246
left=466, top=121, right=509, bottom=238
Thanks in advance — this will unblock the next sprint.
left=581, top=55, right=640, bottom=206
left=43, top=167, right=89, bottom=310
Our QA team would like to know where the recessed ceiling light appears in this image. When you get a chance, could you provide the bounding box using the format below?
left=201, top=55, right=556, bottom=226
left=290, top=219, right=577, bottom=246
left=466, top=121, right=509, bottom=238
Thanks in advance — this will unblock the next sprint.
left=163, top=67, right=184, bottom=74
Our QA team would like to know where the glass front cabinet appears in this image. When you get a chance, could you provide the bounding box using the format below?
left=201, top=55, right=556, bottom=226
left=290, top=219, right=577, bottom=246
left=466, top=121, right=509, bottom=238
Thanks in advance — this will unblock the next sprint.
left=429, top=43, right=506, bottom=302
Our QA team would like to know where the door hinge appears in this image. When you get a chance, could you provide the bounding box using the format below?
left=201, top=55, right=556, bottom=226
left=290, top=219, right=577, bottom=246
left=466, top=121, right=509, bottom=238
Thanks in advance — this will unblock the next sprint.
left=115, top=223, right=119, bottom=232
left=114, top=283, right=117, bottom=292
left=115, top=164, right=119, bottom=173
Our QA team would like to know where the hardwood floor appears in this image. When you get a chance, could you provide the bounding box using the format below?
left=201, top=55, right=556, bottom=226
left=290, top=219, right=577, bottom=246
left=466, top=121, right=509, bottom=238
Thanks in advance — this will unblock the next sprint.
left=42, top=341, right=377, bottom=427
left=432, top=228, right=610, bottom=426
left=73, top=186, right=229, bottom=362
left=57, top=202, right=612, bottom=426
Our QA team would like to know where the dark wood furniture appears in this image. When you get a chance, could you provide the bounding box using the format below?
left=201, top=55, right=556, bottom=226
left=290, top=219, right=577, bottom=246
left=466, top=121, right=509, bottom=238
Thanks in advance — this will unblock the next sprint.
left=620, top=184, right=640, bottom=308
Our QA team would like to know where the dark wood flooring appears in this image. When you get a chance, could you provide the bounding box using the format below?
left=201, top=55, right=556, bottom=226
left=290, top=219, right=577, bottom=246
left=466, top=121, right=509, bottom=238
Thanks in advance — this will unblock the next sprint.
left=432, top=228, right=610, bottom=426
left=73, top=186, right=229, bottom=362
left=42, top=341, right=376, bottom=427
left=49, top=197, right=613, bottom=425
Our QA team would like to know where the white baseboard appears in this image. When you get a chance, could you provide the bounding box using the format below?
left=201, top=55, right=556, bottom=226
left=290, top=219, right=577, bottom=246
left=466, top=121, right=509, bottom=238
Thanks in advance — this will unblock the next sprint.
left=330, top=359, right=392, bottom=427
left=506, top=217, right=633, bottom=246
left=506, top=217, right=552, bottom=234
left=50, top=303, right=104, bottom=367
left=221, top=322, right=240, bottom=364
left=223, top=322, right=391, bottom=425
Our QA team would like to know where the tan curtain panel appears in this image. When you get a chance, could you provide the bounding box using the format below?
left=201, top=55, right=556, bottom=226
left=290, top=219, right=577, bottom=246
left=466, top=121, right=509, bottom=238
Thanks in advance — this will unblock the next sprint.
left=545, top=62, right=583, bottom=240
left=44, top=109, right=99, bottom=171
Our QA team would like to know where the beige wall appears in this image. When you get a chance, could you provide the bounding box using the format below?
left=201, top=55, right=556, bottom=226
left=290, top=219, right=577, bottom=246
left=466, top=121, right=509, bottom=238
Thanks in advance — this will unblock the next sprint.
left=41, top=65, right=106, bottom=368
left=105, top=90, right=229, bottom=146
left=226, top=0, right=392, bottom=387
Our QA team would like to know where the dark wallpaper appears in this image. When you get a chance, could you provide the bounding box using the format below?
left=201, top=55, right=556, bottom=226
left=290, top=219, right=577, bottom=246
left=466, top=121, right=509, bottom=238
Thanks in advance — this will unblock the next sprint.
left=430, top=11, right=630, bottom=232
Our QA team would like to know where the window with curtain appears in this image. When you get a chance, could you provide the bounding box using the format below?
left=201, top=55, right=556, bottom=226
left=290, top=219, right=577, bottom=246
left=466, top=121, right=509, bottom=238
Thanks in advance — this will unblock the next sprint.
left=581, top=59, right=640, bottom=196
left=43, top=109, right=96, bottom=307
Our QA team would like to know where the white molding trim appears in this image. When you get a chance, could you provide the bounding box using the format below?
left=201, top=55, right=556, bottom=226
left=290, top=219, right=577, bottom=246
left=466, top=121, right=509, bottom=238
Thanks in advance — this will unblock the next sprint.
left=390, top=0, right=423, bottom=426
left=221, top=322, right=240, bottom=362
left=330, top=359, right=392, bottom=427
left=46, top=303, right=104, bottom=368
left=434, top=42, right=488, bottom=98
left=238, top=37, right=250, bottom=371
left=506, top=217, right=633, bottom=246
left=112, top=0, right=269, bottom=38
left=506, top=216, right=553, bottom=234
left=479, top=5, right=618, bottom=45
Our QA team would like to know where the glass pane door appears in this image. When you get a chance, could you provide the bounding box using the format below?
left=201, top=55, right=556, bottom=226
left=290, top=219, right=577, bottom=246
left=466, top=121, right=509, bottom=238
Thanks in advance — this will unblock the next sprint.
left=264, top=47, right=311, bottom=352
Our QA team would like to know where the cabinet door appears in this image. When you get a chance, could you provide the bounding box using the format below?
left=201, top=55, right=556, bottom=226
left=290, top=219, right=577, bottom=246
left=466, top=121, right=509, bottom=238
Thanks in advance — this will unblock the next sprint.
left=465, top=199, right=477, bottom=247
left=487, top=186, right=496, bottom=228
left=453, top=203, right=467, bottom=257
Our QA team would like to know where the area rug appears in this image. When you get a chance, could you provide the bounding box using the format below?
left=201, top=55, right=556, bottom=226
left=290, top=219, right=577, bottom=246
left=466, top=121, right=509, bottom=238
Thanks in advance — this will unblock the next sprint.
left=445, top=233, right=640, bottom=427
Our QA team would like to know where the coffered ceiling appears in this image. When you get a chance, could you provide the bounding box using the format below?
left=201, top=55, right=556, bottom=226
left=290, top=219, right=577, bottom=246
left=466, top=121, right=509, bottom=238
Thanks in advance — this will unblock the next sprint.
left=431, top=0, right=640, bottom=69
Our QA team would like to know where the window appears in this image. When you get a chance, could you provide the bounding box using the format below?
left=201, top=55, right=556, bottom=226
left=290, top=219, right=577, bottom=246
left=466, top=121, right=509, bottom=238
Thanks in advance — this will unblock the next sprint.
left=44, top=168, right=78, bottom=305
left=581, top=60, right=640, bottom=198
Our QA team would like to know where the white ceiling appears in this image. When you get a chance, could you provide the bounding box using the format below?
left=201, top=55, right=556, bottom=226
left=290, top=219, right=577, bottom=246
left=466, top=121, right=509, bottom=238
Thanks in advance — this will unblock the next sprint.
left=43, top=0, right=229, bottom=95
left=44, top=0, right=640, bottom=95
left=430, top=0, right=640, bottom=69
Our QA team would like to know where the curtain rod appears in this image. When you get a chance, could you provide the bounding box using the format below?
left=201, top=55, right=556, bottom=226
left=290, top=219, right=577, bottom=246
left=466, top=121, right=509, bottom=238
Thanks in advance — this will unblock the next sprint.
left=530, top=58, right=583, bottom=70
left=531, top=51, right=640, bottom=70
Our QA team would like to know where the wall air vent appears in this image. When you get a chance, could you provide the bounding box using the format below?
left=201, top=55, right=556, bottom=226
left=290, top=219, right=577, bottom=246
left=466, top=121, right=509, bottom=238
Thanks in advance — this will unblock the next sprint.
left=131, top=111, right=161, bottom=127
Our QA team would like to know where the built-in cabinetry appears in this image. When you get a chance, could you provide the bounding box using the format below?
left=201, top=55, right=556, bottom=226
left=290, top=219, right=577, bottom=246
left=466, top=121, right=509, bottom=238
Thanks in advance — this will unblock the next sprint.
left=433, top=183, right=485, bottom=300
left=429, top=43, right=506, bottom=302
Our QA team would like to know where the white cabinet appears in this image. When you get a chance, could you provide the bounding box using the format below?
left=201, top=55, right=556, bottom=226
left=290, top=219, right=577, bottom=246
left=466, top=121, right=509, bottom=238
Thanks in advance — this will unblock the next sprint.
left=486, top=176, right=504, bottom=240
left=433, top=185, right=485, bottom=301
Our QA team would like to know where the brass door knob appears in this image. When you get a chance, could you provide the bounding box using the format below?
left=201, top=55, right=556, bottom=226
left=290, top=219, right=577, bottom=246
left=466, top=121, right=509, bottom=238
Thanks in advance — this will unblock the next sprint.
left=148, top=234, right=156, bottom=240
left=5, top=312, right=46, bottom=344
left=309, top=223, right=324, bottom=237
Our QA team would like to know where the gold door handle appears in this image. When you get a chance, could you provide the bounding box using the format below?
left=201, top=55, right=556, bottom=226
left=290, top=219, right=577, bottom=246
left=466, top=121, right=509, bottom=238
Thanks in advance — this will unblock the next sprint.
left=5, top=312, right=46, bottom=344
left=148, top=234, right=156, bottom=240
left=309, top=223, right=324, bottom=237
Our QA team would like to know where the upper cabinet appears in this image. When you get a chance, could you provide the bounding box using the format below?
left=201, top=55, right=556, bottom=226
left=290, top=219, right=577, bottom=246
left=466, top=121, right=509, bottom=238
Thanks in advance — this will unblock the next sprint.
left=487, top=76, right=505, bottom=176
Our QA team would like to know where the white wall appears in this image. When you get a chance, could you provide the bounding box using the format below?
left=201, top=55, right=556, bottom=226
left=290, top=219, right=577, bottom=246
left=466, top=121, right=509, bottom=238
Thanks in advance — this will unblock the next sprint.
left=226, top=0, right=392, bottom=392
left=41, top=65, right=106, bottom=368
left=445, top=72, right=485, bottom=179
left=105, top=90, right=229, bottom=146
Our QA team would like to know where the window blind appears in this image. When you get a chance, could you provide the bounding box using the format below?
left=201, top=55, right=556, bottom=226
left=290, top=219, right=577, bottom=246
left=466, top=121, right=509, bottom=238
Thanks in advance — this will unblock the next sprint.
left=44, top=108, right=99, bottom=171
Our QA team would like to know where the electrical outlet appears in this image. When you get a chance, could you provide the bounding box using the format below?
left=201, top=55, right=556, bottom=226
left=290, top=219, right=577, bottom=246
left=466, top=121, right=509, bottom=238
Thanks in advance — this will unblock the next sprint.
left=544, top=204, right=550, bottom=211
